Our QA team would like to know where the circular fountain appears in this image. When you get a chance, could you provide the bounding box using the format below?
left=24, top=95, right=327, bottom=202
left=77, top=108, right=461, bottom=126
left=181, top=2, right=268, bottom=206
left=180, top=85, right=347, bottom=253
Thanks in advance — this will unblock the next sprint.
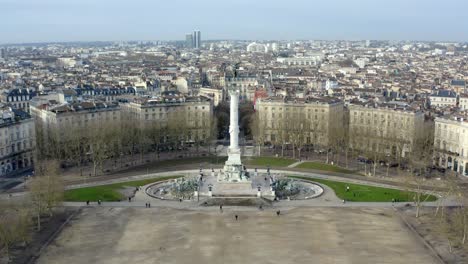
left=272, top=178, right=324, bottom=200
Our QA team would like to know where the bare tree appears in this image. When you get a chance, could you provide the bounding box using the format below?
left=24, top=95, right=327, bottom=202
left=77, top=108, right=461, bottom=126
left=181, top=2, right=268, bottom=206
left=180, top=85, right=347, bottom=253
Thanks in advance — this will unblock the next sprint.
left=145, top=122, right=163, bottom=160
left=0, top=209, right=16, bottom=260
left=63, top=126, right=89, bottom=175
left=289, top=111, right=305, bottom=159
left=251, top=112, right=266, bottom=156
left=167, top=107, right=188, bottom=155
left=120, top=119, right=141, bottom=166
left=275, top=114, right=289, bottom=157
left=28, top=160, right=63, bottom=230
left=435, top=207, right=459, bottom=253
left=0, top=202, right=32, bottom=261
left=403, top=173, right=434, bottom=218
left=207, top=117, right=218, bottom=155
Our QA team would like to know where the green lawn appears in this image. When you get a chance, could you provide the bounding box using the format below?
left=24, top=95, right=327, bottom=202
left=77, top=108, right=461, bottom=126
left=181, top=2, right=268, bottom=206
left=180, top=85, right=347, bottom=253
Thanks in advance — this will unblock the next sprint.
left=244, top=157, right=296, bottom=167
left=296, top=162, right=356, bottom=174
left=288, top=176, right=437, bottom=202
left=64, top=176, right=182, bottom=202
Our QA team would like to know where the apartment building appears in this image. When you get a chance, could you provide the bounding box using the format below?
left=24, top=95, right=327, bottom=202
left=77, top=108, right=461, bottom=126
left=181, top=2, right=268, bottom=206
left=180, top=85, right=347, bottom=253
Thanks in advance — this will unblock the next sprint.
left=256, top=96, right=344, bottom=148
left=120, top=92, right=213, bottom=143
left=0, top=106, right=35, bottom=177
left=434, top=115, right=468, bottom=176
left=348, top=102, right=425, bottom=158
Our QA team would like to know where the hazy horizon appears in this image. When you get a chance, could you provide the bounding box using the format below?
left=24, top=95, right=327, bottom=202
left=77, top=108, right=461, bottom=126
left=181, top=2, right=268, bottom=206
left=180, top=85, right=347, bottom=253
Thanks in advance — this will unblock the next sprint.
left=1, top=0, right=467, bottom=44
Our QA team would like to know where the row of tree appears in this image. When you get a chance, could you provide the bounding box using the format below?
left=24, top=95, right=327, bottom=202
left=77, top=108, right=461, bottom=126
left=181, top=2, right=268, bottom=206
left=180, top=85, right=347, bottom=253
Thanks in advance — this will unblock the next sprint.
left=250, top=111, right=435, bottom=177
left=35, top=112, right=216, bottom=176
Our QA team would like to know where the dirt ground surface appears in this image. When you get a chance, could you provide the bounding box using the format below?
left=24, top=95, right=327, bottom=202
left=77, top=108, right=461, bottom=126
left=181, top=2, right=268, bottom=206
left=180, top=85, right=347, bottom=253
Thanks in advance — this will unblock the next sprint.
left=400, top=207, right=468, bottom=264
left=0, top=208, right=78, bottom=264
left=37, top=207, right=439, bottom=264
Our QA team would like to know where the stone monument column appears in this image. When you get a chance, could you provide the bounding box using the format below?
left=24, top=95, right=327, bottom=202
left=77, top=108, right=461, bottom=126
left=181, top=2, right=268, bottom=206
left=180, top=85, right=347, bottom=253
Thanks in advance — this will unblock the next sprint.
left=218, top=87, right=248, bottom=182
left=229, top=89, right=240, bottom=150
left=225, top=89, right=242, bottom=166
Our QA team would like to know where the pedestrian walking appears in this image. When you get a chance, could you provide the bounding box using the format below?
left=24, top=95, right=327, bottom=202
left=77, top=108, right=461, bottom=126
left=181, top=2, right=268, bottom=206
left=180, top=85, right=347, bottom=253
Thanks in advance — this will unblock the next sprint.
left=148, top=203, right=151, bottom=208
left=86, top=200, right=90, bottom=206
left=98, top=200, right=101, bottom=205
left=128, top=197, right=131, bottom=202
left=235, top=215, right=238, bottom=221
left=145, top=203, right=148, bottom=208
left=220, top=205, right=223, bottom=212
left=346, top=186, right=350, bottom=192
left=276, top=210, right=280, bottom=216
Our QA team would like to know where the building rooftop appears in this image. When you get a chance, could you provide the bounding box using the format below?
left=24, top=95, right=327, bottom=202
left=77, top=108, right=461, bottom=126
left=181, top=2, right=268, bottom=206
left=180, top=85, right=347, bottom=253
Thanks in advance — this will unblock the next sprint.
left=259, top=96, right=342, bottom=105
left=430, top=89, right=457, bottom=98
left=0, top=105, right=31, bottom=128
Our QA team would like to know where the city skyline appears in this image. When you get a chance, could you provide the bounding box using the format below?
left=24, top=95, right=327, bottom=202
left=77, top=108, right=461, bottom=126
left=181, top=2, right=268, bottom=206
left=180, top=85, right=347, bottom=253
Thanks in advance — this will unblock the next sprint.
left=1, top=0, right=467, bottom=44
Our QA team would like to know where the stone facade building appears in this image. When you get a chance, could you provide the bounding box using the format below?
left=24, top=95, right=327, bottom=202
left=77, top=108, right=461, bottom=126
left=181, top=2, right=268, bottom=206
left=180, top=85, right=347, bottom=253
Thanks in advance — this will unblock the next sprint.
left=434, top=116, right=468, bottom=176
left=348, top=103, right=425, bottom=159
left=429, top=90, right=457, bottom=108
left=225, top=77, right=259, bottom=101
left=1, top=88, right=37, bottom=113
left=120, top=92, right=213, bottom=143
left=0, top=106, right=35, bottom=177
left=256, top=96, right=344, bottom=148
left=30, top=100, right=121, bottom=133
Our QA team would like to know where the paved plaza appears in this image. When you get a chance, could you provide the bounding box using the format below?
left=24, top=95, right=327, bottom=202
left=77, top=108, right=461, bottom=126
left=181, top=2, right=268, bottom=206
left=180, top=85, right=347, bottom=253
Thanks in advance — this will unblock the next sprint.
left=37, top=207, right=438, bottom=264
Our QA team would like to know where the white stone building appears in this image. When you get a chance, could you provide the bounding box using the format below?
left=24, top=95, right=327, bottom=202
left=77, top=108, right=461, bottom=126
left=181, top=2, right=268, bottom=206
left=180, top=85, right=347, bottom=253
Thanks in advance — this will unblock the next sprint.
left=0, top=106, right=35, bottom=177
left=199, top=87, right=224, bottom=106
left=256, top=96, right=344, bottom=148
left=276, top=54, right=323, bottom=66
left=429, top=90, right=457, bottom=108
left=246, top=42, right=268, bottom=53
left=348, top=103, right=425, bottom=158
left=434, top=116, right=468, bottom=176
left=225, top=77, right=259, bottom=101
left=458, top=95, right=468, bottom=110
left=30, top=100, right=121, bottom=144
left=120, top=93, right=213, bottom=143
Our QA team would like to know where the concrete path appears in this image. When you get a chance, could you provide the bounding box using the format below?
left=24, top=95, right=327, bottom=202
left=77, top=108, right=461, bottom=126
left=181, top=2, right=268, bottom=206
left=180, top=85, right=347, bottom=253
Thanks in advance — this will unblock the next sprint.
left=3, top=168, right=457, bottom=213
left=60, top=199, right=451, bottom=211
left=287, top=160, right=304, bottom=168
left=0, top=168, right=442, bottom=200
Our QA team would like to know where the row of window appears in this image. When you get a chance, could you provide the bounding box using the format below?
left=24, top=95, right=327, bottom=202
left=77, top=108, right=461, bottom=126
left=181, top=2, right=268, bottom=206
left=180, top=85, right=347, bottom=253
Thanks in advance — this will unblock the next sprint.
left=57, top=111, right=118, bottom=122
left=263, top=107, right=327, bottom=113
left=7, top=95, right=31, bottom=102
left=352, top=111, right=413, bottom=121
left=0, top=140, right=33, bottom=156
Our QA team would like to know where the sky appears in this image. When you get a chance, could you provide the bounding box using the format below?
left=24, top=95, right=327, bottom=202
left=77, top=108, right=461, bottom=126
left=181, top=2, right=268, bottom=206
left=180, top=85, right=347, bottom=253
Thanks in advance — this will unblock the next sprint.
left=1, top=0, right=467, bottom=44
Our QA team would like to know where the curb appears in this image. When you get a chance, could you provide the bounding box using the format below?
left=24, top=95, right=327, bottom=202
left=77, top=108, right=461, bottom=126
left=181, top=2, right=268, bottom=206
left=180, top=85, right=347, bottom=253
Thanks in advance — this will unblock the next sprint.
left=27, top=208, right=81, bottom=264
left=393, top=208, right=446, bottom=264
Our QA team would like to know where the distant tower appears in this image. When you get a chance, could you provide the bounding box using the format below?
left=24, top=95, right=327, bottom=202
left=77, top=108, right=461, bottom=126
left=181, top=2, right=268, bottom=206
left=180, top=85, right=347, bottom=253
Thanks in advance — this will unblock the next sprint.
left=185, top=33, right=193, bottom=48
left=193, top=30, right=201, bottom=49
